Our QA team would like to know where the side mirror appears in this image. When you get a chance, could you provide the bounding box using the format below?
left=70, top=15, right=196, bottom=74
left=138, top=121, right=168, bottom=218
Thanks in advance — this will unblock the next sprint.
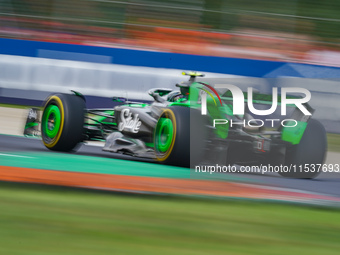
left=112, top=97, right=127, bottom=103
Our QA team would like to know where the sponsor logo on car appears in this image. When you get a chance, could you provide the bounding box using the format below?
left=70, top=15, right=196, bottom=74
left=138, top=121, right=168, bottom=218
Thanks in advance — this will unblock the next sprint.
left=118, top=109, right=142, bottom=133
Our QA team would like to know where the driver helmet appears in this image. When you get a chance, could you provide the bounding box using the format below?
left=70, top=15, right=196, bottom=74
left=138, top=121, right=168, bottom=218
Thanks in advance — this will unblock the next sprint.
left=167, top=91, right=185, bottom=102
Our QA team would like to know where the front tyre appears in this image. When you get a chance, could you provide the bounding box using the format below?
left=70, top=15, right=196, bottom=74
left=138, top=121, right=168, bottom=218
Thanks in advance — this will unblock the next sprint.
left=279, top=119, right=327, bottom=179
left=154, top=106, right=206, bottom=167
left=41, top=94, right=85, bottom=151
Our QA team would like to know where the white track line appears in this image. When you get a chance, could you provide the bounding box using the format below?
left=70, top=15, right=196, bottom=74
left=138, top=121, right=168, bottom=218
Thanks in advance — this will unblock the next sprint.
left=0, top=153, right=34, bottom=159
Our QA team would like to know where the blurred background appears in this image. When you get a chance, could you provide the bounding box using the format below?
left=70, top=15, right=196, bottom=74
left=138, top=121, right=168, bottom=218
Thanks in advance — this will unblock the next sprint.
left=0, top=2, right=340, bottom=254
left=1, top=0, right=340, bottom=65
left=1, top=0, right=340, bottom=133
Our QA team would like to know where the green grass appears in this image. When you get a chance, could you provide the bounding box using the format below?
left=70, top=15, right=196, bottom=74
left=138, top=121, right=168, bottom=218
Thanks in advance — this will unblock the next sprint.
left=0, top=103, right=41, bottom=110
left=0, top=182, right=339, bottom=255
left=327, top=133, right=340, bottom=153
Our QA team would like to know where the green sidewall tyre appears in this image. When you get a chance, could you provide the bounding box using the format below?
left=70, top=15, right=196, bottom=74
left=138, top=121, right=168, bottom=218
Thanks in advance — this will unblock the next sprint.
left=42, top=105, right=61, bottom=139
left=41, top=93, right=85, bottom=152
left=155, top=118, right=174, bottom=153
left=154, top=106, right=207, bottom=168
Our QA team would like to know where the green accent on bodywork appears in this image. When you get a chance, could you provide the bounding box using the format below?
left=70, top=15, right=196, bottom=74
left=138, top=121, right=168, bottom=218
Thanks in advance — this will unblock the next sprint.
left=42, top=105, right=61, bottom=139
left=71, top=90, right=83, bottom=97
left=102, top=122, right=117, bottom=126
left=71, top=90, right=86, bottom=101
left=88, top=110, right=115, bottom=125
left=144, top=142, right=154, bottom=148
left=206, top=96, right=229, bottom=139
left=223, top=104, right=234, bottom=116
left=89, top=138, right=106, bottom=142
left=168, top=82, right=207, bottom=108
left=189, top=82, right=204, bottom=106
left=281, top=121, right=307, bottom=145
left=168, top=101, right=191, bottom=107
left=169, top=82, right=230, bottom=138
left=25, top=122, right=39, bottom=129
left=155, top=118, right=174, bottom=153
left=127, top=103, right=148, bottom=108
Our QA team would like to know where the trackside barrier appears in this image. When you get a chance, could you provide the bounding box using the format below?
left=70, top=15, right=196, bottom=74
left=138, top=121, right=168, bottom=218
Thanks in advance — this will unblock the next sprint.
left=0, top=38, right=339, bottom=132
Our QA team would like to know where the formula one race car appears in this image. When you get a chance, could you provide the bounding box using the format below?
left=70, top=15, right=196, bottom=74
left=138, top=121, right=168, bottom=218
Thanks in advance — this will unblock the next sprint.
left=24, top=72, right=327, bottom=178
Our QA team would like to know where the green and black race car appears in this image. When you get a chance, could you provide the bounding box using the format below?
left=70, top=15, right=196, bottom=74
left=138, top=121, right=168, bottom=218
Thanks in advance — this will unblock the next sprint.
left=24, top=72, right=327, bottom=178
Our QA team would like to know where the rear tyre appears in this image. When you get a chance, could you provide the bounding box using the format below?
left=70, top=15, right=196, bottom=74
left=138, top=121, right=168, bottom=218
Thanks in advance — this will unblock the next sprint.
left=154, top=106, right=206, bottom=167
left=279, top=119, right=327, bottom=179
left=41, top=93, right=85, bottom=151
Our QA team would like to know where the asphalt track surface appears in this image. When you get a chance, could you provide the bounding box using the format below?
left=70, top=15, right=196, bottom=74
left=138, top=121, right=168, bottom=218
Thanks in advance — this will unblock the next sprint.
left=0, top=134, right=339, bottom=198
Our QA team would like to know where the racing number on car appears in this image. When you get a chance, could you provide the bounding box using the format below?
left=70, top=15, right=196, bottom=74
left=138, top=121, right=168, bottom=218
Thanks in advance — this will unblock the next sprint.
left=254, top=139, right=270, bottom=152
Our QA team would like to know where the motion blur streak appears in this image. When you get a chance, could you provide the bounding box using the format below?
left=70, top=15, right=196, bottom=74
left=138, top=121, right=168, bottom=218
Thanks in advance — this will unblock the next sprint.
left=0, top=1, right=340, bottom=254
left=1, top=0, right=340, bottom=65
